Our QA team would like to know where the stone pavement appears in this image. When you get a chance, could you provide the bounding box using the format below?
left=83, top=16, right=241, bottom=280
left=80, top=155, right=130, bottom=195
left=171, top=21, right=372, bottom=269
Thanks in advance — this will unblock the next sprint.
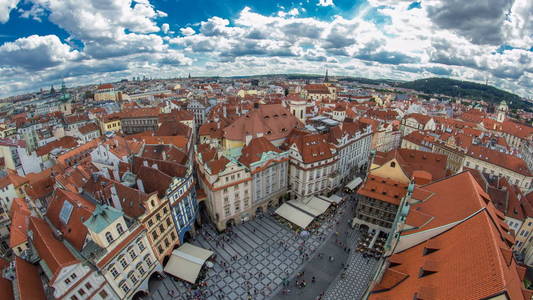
left=143, top=202, right=348, bottom=300
left=322, top=236, right=381, bottom=300
left=272, top=200, right=357, bottom=300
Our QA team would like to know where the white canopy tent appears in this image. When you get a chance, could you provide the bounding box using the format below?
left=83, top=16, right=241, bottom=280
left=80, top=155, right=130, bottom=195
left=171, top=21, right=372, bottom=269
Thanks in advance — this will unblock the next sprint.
left=164, top=243, right=214, bottom=283
left=345, top=177, right=363, bottom=191
left=275, top=203, right=315, bottom=229
left=326, top=194, right=343, bottom=204
left=303, top=196, right=331, bottom=215
left=288, top=200, right=321, bottom=217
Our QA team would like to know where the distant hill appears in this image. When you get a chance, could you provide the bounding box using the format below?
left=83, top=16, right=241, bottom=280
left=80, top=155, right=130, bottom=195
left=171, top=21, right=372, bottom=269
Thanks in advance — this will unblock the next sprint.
left=398, top=77, right=529, bottom=110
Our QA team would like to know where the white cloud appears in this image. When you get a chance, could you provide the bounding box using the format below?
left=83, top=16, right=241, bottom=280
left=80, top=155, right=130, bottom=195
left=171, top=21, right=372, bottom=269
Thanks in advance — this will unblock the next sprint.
left=180, top=27, right=195, bottom=36
left=0, top=1, right=531, bottom=98
left=317, top=0, right=334, bottom=7
left=0, top=0, right=19, bottom=23
left=0, top=34, right=80, bottom=70
left=161, top=23, right=170, bottom=34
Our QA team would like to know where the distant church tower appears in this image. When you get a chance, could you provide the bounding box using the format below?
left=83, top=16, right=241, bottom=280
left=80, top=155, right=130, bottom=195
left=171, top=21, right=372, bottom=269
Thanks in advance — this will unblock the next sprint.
left=324, top=69, right=329, bottom=83
left=497, top=100, right=508, bottom=123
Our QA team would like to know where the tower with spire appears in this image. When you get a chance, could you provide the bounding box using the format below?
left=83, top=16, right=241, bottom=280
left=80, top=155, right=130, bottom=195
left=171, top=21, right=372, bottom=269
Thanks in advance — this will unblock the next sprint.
left=324, top=69, right=329, bottom=83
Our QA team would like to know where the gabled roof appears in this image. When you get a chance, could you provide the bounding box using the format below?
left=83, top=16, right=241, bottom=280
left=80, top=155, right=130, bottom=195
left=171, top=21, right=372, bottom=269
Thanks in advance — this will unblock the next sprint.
left=283, top=131, right=334, bottom=164
left=15, top=256, right=46, bottom=300
left=357, top=175, right=408, bottom=205
left=46, top=189, right=95, bottom=250
left=404, top=172, right=490, bottom=235
left=374, top=149, right=448, bottom=181
left=223, top=104, right=302, bottom=142
left=78, top=122, right=100, bottom=134
left=239, top=137, right=281, bottom=166
left=405, top=113, right=432, bottom=125
left=371, top=202, right=527, bottom=300
left=9, top=198, right=31, bottom=248
left=30, top=217, right=79, bottom=284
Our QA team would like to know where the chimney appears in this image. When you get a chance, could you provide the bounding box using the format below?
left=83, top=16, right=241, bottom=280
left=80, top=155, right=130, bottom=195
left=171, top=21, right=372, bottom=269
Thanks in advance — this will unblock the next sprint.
left=143, top=160, right=148, bottom=167
left=110, top=185, right=122, bottom=210
left=137, top=178, right=145, bottom=193
left=223, top=106, right=227, bottom=118
left=245, top=135, right=253, bottom=146
left=162, top=150, right=167, bottom=161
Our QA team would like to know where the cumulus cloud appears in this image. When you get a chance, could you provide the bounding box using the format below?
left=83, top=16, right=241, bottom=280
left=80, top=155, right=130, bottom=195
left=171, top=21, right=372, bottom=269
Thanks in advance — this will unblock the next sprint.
left=317, top=0, right=334, bottom=7
left=0, top=35, right=80, bottom=70
left=0, top=1, right=531, bottom=98
left=180, top=27, right=196, bottom=36
left=425, top=0, right=513, bottom=45
left=0, top=0, right=19, bottom=23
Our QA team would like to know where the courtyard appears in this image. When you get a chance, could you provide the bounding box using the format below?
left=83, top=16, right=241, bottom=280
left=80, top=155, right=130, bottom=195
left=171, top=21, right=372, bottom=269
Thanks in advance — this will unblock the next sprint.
left=143, top=195, right=380, bottom=300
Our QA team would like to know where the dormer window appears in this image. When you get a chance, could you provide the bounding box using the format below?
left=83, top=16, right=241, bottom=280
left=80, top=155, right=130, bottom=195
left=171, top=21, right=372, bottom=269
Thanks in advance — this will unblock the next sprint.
left=390, top=162, right=396, bottom=168
left=267, top=131, right=272, bottom=135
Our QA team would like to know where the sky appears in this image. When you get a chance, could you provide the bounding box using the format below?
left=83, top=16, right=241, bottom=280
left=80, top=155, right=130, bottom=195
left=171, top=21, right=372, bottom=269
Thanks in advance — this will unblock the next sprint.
left=0, top=0, right=531, bottom=98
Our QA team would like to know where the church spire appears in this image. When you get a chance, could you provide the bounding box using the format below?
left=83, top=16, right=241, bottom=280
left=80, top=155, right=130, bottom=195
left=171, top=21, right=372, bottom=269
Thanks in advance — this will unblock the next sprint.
left=324, top=69, right=329, bottom=83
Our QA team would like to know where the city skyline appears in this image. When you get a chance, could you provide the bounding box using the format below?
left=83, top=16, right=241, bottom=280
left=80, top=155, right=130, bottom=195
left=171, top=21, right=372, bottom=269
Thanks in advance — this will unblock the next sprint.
left=0, top=0, right=531, bottom=98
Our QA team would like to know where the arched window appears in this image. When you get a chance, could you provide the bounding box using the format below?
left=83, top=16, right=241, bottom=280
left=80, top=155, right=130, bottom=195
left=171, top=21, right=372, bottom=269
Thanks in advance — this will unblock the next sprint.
left=116, top=223, right=124, bottom=235
left=105, top=232, right=113, bottom=244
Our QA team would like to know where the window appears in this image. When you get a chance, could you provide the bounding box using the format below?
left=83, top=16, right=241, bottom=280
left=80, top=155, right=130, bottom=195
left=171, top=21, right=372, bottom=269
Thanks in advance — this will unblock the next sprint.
left=129, top=248, right=137, bottom=259
left=78, top=289, right=86, bottom=296
left=138, top=264, right=145, bottom=274
left=129, top=273, right=138, bottom=284
left=152, top=231, right=158, bottom=240
left=105, top=232, right=113, bottom=244
left=146, top=257, right=152, bottom=266
left=166, top=218, right=172, bottom=226
left=116, top=223, right=124, bottom=235
left=110, top=268, right=119, bottom=278
left=121, top=284, right=130, bottom=293
left=137, top=240, right=145, bottom=251
left=148, top=219, right=154, bottom=227
left=71, top=273, right=77, bottom=280
left=65, top=278, right=71, bottom=285
left=120, top=258, right=127, bottom=268
left=71, top=296, right=79, bottom=300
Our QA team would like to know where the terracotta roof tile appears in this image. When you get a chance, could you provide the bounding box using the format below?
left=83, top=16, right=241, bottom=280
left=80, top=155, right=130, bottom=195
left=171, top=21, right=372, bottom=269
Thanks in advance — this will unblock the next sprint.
left=357, top=175, right=408, bottom=205
left=46, top=189, right=96, bottom=250
left=15, top=256, right=46, bottom=300
left=30, top=217, right=79, bottom=283
left=239, top=137, right=281, bottom=166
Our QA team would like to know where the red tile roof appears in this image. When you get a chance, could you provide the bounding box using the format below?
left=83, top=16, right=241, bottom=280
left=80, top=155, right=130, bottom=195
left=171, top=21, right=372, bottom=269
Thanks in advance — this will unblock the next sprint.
left=15, top=256, right=46, bottom=300
left=371, top=200, right=527, bottom=300
left=357, top=175, right=408, bottom=205
left=30, top=217, right=79, bottom=284
left=239, top=137, right=281, bottom=166
left=35, top=136, right=78, bottom=156
left=78, top=122, right=100, bottom=134
left=223, top=104, right=302, bottom=143
left=373, top=149, right=448, bottom=181
left=467, top=144, right=531, bottom=176
left=404, top=172, right=489, bottom=235
left=283, top=131, right=335, bottom=164
left=9, top=198, right=31, bottom=248
left=46, top=189, right=96, bottom=250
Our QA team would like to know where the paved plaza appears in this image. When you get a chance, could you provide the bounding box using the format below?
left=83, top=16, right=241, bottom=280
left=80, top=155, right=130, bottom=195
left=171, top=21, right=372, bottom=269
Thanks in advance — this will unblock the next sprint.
left=143, top=196, right=379, bottom=300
